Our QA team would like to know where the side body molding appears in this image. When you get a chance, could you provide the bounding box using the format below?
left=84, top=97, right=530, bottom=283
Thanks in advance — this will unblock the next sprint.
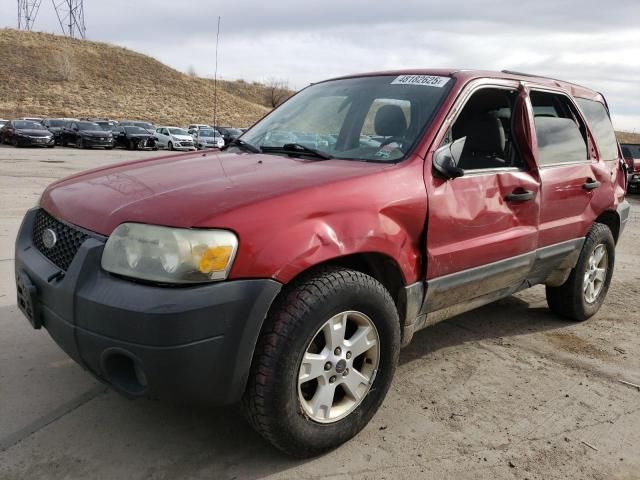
left=400, top=238, right=585, bottom=346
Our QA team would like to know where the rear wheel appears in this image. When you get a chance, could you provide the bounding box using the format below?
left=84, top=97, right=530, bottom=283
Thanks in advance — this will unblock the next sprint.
left=242, top=268, right=400, bottom=457
left=76, top=137, right=84, bottom=149
left=546, top=222, right=615, bottom=321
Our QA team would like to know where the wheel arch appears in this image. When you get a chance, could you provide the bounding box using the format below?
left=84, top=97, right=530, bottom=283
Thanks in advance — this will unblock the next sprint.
left=595, top=210, right=620, bottom=243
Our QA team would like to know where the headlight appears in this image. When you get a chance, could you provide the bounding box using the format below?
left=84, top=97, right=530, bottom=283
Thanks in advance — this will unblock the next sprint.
left=101, top=223, right=238, bottom=283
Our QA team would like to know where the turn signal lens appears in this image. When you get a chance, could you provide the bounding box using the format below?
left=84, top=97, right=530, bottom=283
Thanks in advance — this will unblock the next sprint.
left=198, top=246, right=233, bottom=273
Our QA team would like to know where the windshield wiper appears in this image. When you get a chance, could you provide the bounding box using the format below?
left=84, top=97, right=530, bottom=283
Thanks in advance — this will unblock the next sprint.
left=224, top=138, right=262, bottom=153
left=262, top=143, right=333, bottom=160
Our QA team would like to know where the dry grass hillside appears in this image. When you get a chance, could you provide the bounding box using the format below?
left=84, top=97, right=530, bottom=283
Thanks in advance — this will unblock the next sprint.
left=0, top=29, right=277, bottom=126
left=617, top=131, right=640, bottom=144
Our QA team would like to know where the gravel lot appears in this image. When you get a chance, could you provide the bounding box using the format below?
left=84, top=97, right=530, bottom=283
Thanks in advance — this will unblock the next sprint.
left=0, top=144, right=638, bottom=480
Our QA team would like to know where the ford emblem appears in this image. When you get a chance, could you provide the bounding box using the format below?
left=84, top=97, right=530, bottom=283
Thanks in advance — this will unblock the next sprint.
left=42, top=228, right=57, bottom=249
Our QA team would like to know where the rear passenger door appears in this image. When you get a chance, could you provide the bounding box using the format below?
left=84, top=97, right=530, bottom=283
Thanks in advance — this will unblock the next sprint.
left=529, top=89, right=610, bottom=248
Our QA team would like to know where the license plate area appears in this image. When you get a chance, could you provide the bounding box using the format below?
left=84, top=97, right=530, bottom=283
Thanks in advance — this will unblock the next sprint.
left=16, top=270, right=42, bottom=329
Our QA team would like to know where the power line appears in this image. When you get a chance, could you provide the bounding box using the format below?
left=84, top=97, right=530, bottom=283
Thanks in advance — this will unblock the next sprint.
left=17, top=0, right=42, bottom=30
left=51, top=0, right=86, bottom=39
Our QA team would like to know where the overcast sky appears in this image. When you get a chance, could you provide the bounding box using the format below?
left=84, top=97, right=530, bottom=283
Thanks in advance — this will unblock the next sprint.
left=3, top=0, right=639, bottom=130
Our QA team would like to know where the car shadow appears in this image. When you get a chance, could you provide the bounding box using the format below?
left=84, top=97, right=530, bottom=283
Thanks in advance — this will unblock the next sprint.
left=0, top=293, right=574, bottom=479
left=399, top=293, right=570, bottom=366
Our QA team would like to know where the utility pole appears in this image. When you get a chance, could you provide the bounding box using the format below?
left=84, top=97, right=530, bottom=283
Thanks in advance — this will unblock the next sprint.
left=51, top=0, right=86, bottom=39
left=213, top=16, right=221, bottom=129
left=17, top=0, right=42, bottom=31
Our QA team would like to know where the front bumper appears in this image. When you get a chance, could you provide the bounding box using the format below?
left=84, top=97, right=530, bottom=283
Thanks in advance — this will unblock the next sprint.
left=15, top=208, right=281, bottom=405
left=81, top=137, right=113, bottom=148
left=16, top=136, right=55, bottom=147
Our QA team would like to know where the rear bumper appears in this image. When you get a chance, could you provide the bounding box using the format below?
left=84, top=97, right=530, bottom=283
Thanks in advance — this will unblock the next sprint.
left=15, top=208, right=282, bottom=405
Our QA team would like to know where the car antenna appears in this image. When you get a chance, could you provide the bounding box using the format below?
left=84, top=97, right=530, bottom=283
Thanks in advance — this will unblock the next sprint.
left=213, top=16, right=221, bottom=130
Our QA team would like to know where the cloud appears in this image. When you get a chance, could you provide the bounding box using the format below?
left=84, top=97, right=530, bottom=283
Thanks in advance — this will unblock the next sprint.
left=3, top=0, right=639, bottom=129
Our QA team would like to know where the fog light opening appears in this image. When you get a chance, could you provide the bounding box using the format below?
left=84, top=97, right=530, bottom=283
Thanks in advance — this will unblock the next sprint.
left=102, top=351, right=147, bottom=396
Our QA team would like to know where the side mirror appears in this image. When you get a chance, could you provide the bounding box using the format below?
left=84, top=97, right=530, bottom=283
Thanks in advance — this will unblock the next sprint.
left=433, top=137, right=466, bottom=180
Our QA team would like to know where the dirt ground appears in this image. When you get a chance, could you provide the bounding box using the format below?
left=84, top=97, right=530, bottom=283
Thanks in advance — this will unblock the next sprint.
left=0, top=144, right=638, bottom=480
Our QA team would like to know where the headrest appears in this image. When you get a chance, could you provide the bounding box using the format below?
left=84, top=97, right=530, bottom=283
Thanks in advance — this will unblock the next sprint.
left=374, top=104, right=408, bottom=137
left=461, top=114, right=506, bottom=155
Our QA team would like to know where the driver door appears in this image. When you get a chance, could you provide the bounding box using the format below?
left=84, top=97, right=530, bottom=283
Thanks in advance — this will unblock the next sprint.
left=423, top=82, right=540, bottom=312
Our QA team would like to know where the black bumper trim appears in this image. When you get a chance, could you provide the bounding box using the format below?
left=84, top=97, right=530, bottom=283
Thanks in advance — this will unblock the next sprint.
left=15, top=208, right=282, bottom=405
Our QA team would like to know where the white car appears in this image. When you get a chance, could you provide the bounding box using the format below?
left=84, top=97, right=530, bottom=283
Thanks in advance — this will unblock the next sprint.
left=155, top=126, right=196, bottom=151
left=187, top=123, right=211, bottom=133
left=193, top=129, right=225, bottom=149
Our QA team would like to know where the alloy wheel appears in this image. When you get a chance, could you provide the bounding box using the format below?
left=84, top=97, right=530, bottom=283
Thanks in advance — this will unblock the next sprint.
left=583, top=244, right=608, bottom=304
left=298, top=310, right=380, bottom=423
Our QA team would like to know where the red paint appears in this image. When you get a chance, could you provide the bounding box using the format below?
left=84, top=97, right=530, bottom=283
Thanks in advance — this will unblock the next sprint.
left=40, top=69, right=626, bottom=286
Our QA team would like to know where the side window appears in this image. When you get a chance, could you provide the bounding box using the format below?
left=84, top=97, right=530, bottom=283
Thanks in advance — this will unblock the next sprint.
left=444, top=87, right=522, bottom=170
left=575, top=98, right=618, bottom=161
left=530, top=91, right=588, bottom=166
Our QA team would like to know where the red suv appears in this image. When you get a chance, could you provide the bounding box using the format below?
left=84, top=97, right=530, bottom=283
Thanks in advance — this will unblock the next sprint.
left=15, top=69, right=630, bottom=457
left=621, top=143, right=640, bottom=192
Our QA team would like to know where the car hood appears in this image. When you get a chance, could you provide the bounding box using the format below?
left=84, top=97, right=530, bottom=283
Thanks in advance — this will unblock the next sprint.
left=17, top=129, right=51, bottom=136
left=172, top=135, right=193, bottom=141
left=41, top=151, right=389, bottom=235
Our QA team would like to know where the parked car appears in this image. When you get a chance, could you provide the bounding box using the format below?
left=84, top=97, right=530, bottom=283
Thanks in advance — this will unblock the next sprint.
left=112, top=125, right=158, bottom=150
left=193, top=128, right=224, bottom=149
left=0, top=120, right=54, bottom=147
left=21, top=116, right=43, bottom=122
left=620, top=143, right=640, bottom=192
left=42, top=118, right=78, bottom=145
left=155, top=126, right=196, bottom=151
left=214, top=126, right=243, bottom=146
left=83, top=119, right=119, bottom=132
left=15, top=70, right=630, bottom=458
left=119, top=120, right=155, bottom=133
left=59, top=120, right=114, bottom=149
left=187, top=123, right=211, bottom=132
left=0, top=119, right=8, bottom=129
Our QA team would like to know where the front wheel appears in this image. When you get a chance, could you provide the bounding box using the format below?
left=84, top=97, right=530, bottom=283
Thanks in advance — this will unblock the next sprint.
left=242, top=268, right=400, bottom=457
left=168, top=141, right=174, bottom=151
left=546, top=222, right=615, bottom=321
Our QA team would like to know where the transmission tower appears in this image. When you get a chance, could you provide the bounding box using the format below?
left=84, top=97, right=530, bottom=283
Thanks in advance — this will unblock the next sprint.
left=17, top=0, right=42, bottom=30
left=52, top=0, right=86, bottom=39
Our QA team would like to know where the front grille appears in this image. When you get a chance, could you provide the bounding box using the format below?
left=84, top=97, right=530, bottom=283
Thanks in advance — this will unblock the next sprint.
left=32, top=210, right=89, bottom=271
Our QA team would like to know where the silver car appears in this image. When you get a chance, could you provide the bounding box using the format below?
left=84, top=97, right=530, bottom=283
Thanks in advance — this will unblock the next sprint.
left=155, top=126, right=196, bottom=151
left=193, top=129, right=225, bottom=149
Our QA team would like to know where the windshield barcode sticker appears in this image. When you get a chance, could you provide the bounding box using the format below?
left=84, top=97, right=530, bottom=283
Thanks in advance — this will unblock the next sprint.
left=391, top=75, right=450, bottom=88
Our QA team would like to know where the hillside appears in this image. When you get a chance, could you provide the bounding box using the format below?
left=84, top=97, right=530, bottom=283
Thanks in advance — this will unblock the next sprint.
left=0, top=29, right=274, bottom=127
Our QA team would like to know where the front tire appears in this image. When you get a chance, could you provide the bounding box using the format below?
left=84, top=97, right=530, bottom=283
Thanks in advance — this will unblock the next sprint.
left=546, top=222, right=615, bottom=321
left=242, top=268, right=400, bottom=457
left=168, top=141, right=174, bottom=151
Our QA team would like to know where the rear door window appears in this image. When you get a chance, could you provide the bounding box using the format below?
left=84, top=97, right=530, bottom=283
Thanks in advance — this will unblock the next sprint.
left=530, top=91, right=588, bottom=166
left=575, top=98, right=619, bottom=161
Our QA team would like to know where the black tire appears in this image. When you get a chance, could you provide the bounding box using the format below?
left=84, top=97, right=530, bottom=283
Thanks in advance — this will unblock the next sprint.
left=546, top=222, right=615, bottom=321
left=242, top=267, right=400, bottom=458
left=127, top=140, right=134, bottom=150
left=168, top=141, right=174, bottom=151
left=76, top=137, right=83, bottom=149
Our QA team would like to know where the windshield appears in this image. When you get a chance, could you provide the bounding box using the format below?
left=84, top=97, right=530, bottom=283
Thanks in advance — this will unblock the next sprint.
left=124, top=126, right=148, bottom=134
left=77, top=121, right=100, bottom=130
left=199, top=129, right=220, bottom=138
left=48, top=119, right=66, bottom=127
left=96, top=122, right=114, bottom=131
left=14, top=121, right=46, bottom=130
left=169, top=128, right=189, bottom=136
left=242, top=75, right=453, bottom=162
left=134, top=122, right=153, bottom=129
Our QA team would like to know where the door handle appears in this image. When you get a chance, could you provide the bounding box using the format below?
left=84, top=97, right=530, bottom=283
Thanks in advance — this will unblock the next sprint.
left=506, top=189, right=535, bottom=202
left=582, top=179, right=601, bottom=190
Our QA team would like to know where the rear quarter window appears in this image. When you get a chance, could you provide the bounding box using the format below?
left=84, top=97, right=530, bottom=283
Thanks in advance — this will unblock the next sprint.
left=575, top=98, right=619, bottom=161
